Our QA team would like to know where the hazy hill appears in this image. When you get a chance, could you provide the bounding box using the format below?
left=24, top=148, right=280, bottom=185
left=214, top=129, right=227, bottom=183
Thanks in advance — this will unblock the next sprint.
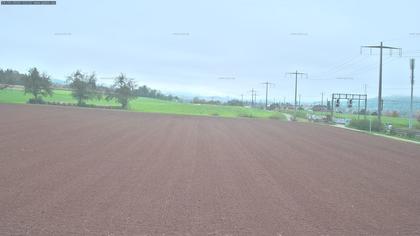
left=367, top=96, right=420, bottom=116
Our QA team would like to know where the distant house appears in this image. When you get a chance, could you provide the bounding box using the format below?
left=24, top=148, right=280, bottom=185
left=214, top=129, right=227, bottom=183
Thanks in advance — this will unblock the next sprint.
left=268, top=103, right=295, bottom=110
left=282, top=103, right=295, bottom=110
left=312, top=105, right=328, bottom=112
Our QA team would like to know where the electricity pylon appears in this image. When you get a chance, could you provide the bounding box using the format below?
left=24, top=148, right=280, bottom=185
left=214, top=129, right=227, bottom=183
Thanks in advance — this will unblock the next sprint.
left=361, top=42, right=402, bottom=123
left=261, top=81, right=275, bottom=109
left=286, top=71, right=307, bottom=114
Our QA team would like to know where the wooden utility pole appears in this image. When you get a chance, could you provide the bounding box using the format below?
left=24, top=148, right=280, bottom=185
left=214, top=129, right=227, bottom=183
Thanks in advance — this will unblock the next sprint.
left=261, top=81, right=274, bottom=109
left=298, top=94, right=301, bottom=107
left=249, top=89, right=256, bottom=107
left=286, top=71, right=307, bottom=114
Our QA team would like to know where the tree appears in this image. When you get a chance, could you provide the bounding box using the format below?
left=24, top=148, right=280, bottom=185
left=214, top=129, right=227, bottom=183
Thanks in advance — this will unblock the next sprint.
left=134, top=84, right=177, bottom=101
left=0, top=69, right=26, bottom=86
left=67, top=70, right=98, bottom=106
left=415, top=111, right=420, bottom=122
left=107, top=74, right=136, bottom=109
left=226, top=99, right=244, bottom=106
left=391, top=111, right=400, bottom=118
left=23, top=68, right=52, bottom=102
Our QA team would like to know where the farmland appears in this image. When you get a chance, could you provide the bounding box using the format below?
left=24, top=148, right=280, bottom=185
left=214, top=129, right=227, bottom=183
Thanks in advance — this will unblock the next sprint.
left=1, top=104, right=419, bottom=235
left=2, top=1, right=420, bottom=235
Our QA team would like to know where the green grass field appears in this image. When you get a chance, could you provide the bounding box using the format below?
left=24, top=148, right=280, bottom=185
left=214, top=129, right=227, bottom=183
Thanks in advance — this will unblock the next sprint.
left=327, top=112, right=418, bottom=129
left=0, top=88, right=285, bottom=120
left=281, top=109, right=420, bottom=129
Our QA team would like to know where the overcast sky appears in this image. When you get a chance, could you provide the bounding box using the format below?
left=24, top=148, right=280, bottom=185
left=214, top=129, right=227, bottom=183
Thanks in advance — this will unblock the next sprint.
left=1, top=0, right=419, bottom=102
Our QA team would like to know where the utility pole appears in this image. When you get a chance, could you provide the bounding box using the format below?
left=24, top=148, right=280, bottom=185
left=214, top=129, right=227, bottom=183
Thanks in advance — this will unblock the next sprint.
left=286, top=70, right=307, bottom=114
left=298, top=94, right=301, bottom=107
left=361, top=42, right=401, bottom=123
left=321, top=92, right=324, bottom=106
left=240, top=94, right=244, bottom=105
left=261, top=81, right=274, bottom=109
left=249, top=89, right=256, bottom=107
left=409, top=59, right=415, bottom=129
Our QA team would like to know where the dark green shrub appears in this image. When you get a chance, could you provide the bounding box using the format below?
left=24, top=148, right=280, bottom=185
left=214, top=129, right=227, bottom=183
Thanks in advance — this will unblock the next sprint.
left=238, top=113, right=254, bottom=118
left=407, top=130, right=416, bottom=139
left=326, top=114, right=332, bottom=122
left=27, top=97, right=45, bottom=104
left=295, top=111, right=307, bottom=119
left=348, top=119, right=383, bottom=132
left=389, top=128, right=397, bottom=135
left=269, top=113, right=285, bottom=120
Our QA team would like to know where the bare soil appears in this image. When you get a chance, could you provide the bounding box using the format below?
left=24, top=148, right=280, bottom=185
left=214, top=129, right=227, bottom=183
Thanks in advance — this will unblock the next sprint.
left=1, top=104, right=419, bottom=235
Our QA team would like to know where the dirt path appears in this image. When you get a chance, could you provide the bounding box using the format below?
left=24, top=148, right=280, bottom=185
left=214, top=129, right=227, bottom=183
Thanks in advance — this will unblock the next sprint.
left=282, top=113, right=293, bottom=121
left=1, top=104, right=420, bottom=235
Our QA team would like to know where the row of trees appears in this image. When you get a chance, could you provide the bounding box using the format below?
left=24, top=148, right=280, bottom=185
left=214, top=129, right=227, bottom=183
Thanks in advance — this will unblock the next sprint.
left=192, top=97, right=246, bottom=107
left=1, top=67, right=179, bottom=106
left=0, top=69, right=26, bottom=86
left=22, top=68, right=136, bottom=109
left=192, top=97, right=222, bottom=105
left=135, top=85, right=179, bottom=101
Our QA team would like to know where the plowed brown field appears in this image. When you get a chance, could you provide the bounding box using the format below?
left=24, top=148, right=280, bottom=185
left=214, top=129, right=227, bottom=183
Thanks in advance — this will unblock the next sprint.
left=1, top=104, right=419, bottom=235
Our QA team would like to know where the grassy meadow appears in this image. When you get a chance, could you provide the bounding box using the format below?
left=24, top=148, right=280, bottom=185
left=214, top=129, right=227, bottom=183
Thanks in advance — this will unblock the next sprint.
left=0, top=88, right=285, bottom=120
left=327, top=112, right=418, bottom=129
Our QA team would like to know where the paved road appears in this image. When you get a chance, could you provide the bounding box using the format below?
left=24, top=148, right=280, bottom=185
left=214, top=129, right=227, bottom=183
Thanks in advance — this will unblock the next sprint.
left=1, top=104, right=420, bottom=235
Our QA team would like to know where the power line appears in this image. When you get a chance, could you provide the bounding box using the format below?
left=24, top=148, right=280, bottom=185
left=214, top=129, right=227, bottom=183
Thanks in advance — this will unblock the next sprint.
left=310, top=55, right=362, bottom=77
left=311, top=51, right=405, bottom=80
left=383, top=87, right=420, bottom=90
left=310, top=56, right=384, bottom=80
left=311, top=55, right=371, bottom=78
